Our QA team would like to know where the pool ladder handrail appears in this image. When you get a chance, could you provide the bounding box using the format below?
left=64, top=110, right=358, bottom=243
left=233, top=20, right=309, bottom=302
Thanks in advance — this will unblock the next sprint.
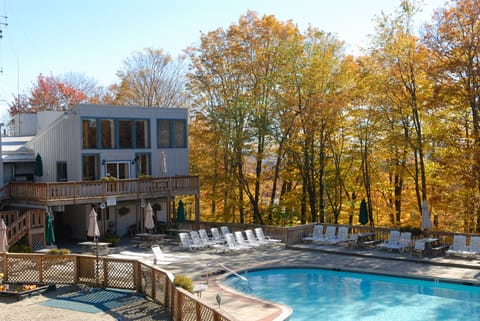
left=220, top=263, right=248, bottom=282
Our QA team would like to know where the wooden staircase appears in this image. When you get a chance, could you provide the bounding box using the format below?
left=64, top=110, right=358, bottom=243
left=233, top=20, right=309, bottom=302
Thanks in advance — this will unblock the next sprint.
left=1, top=209, right=46, bottom=251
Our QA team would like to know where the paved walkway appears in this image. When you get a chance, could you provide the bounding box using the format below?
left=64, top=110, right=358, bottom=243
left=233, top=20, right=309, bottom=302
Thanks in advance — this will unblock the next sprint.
left=4, top=238, right=480, bottom=321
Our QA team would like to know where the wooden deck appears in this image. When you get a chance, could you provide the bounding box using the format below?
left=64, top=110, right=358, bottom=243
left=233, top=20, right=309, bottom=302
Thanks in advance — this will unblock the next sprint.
left=5, top=176, right=199, bottom=206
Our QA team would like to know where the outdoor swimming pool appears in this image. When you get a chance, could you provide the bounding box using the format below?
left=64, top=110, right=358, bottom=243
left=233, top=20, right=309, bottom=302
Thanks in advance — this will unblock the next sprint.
left=224, top=267, right=480, bottom=321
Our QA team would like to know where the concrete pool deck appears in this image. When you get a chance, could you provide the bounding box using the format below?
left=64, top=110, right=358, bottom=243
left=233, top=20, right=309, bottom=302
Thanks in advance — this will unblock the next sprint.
left=3, top=239, right=480, bottom=321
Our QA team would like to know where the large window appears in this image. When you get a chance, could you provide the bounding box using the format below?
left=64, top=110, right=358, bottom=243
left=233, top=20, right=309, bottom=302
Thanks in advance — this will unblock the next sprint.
left=157, top=119, right=170, bottom=148
left=135, top=120, right=149, bottom=148
left=82, top=119, right=97, bottom=148
left=157, top=119, right=186, bottom=148
left=118, top=120, right=133, bottom=148
left=82, top=155, right=99, bottom=181
left=172, top=120, right=186, bottom=148
left=101, top=119, right=115, bottom=148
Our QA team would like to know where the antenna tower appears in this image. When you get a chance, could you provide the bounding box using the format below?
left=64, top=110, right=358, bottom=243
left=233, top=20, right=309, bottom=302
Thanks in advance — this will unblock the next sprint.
left=0, top=1, right=7, bottom=74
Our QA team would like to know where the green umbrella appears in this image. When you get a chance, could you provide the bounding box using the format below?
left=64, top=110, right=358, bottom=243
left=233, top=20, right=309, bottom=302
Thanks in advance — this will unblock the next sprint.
left=35, top=154, right=43, bottom=177
left=359, top=199, right=369, bottom=225
left=45, top=213, right=55, bottom=246
left=177, top=200, right=185, bottom=222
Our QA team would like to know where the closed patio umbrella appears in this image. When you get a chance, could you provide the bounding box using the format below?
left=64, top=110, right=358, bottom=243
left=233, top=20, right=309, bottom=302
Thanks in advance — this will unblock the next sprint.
left=87, top=208, right=100, bottom=240
left=45, top=212, right=55, bottom=246
left=177, top=200, right=185, bottom=222
left=359, top=199, right=369, bottom=225
left=160, top=151, right=167, bottom=176
left=421, top=200, right=432, bottom=230
left=0, top=218, right=8, bottom=252
left=144, top=202, right=155, bottom=232
left=34, top=153, right=43, bottom=177
left=87, top=207, right=101, bottom=286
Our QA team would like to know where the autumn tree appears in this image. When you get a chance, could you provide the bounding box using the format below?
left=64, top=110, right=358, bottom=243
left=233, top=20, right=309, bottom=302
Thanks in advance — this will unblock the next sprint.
left=114, top=48, right=188, bottom=108
left=189, top=12, right=303, bottom=223
left=8, top=74, right=87, bottom=115
left=362, top=0, right=435, bottom=226
left=424, top=0, right=480, bottom=232
left=58, top=72, right=111, bottom=104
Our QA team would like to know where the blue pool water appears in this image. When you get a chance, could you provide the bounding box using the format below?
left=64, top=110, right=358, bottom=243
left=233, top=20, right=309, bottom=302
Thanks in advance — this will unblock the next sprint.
left=224, top=268, right=480, bottom=321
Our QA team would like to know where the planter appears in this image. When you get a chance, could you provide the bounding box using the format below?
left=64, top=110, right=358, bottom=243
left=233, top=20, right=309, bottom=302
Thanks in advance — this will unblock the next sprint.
left=0, top=282, right=56, bottom=301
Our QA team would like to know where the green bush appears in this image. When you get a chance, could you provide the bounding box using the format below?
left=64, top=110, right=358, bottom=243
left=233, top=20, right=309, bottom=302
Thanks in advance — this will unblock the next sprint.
left=174, top=275, right=193, bottom=292
left=102, top=233, right=120, bottom=246
left=100, top=175, right=117, bottom=181
left=47, top=248, right=71, bottom=255
left=9, top=244, right=33, bottom=253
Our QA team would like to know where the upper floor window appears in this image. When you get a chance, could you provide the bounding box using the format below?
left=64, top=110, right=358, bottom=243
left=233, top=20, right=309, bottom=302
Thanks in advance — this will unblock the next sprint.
left=82, top=119, right=97, bottom=149
left=157, top=119, right=186, bottom=148
left=172, top=120, right=186, bottom=148
left=118, top=120, right=133, bottom=148
left=135, top=120, right=149, bottom=148
left=82, top=117, right=150, bottom=149
left=100, top=119, right=115, bottom=148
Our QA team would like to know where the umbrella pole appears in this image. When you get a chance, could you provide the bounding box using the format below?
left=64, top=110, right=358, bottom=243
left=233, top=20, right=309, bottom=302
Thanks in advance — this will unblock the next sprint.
left=95, top=236, right=99, bottom=287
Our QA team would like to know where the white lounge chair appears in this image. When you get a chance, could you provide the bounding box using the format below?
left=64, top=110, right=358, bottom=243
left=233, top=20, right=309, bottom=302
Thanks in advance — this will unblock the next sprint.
left=199, top=229, right=222, bottom=245
left=446, top=235, right=469, bottom=257
left=245, top=229, right=268, bottom=246
left=377, top=230, right=402, bottom=251
left=211, top=227, right=226, bottom=243
left=468, top=236, right=480, bottom=255
left=109, top=248, right=177, bottom=265
left=314, top=226, right=336, bottom=244
left=190, top=231, right=210, bottom=249
left=399, top=232, right=412, bottom=253
left=411, top=239, right=425, bottom=259
left=254, top=227, right=281, bottom=244
left=220, top=226, right=230, bottom=237
left=325, top=226, right=349, bottom=245
left=234, top=231, right=258, bottom=249
left=346, top=233, right=359, bottom=248
left=302, top=225, right=324, bottom=243
left=224, top=233, right=250, bottom=251
left=179, top=232, right=206, bottom=251
left=151, top=245, right=190, bottom=263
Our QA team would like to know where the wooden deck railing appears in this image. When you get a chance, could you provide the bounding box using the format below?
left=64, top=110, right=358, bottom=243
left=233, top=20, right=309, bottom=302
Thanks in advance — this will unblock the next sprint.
left=0, top=209, right=45, bottom=248
left=6, top=176, right=199, bottom=205
left=0, top=253, right=231, bottom=321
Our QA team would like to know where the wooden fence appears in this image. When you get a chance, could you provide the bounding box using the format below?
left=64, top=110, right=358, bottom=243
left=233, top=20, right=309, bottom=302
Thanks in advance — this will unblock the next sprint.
left=178, top=220, right=478, bottom=248
left=0, top=253, right=231, bottom=321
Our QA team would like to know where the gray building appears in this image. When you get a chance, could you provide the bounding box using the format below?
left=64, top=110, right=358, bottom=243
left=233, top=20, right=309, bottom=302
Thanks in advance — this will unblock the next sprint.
left=0, top=104, right=199, bottom=248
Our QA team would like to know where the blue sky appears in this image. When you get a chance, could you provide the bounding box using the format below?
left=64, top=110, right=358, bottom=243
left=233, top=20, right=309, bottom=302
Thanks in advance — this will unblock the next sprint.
left=0, top=0, right=441, bottom=122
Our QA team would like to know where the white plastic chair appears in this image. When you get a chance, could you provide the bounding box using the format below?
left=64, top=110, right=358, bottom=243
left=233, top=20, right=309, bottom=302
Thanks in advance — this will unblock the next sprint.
left=234, top=231, right=257, bottom=249
left=254, top=228, right=281, bottom=244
